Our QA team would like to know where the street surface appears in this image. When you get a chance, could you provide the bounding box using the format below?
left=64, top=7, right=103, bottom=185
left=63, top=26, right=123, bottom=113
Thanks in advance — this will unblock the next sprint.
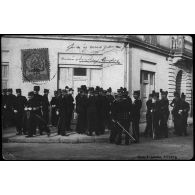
left=2, top=126, right=193, bottom=160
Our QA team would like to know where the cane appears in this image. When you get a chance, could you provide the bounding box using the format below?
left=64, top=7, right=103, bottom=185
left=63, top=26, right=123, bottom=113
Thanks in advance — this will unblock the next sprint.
left=151, top=110, right=155, bottom=140
left=112, top=119, right=136, bottom=141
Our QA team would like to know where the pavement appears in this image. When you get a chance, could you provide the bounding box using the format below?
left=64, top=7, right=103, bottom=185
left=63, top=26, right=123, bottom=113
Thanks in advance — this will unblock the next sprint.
left=2, top=117, right=193, bottom=144
left=2, top=126, right=194, bottom=160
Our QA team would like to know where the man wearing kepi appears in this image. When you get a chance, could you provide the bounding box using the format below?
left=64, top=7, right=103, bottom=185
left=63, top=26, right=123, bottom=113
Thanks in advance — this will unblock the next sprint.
left=13, top=89, right=27, bottom=135
left=50, top=91, right=58, bottom=127
left=179, top=93, right=190, bottom=136
left=170, top=91, right=181, bottom=135
left=42, top=89, right=50, bottom=125
left=159, top=89, right=170, bottom=138
left=33, top=86, right=43, bottom=135
left=57, top=89, right=69, bottom=136
left=23, top=91, right=37, bottom=137
left=111, top=88, right=132, bottom=145
left=2, top=89, right=7, bottom=128
left=131, top=90, right=142, bottom=143
left=67, top=88, right=74, bottom=131
left=5, top=88, right=16, bottom=127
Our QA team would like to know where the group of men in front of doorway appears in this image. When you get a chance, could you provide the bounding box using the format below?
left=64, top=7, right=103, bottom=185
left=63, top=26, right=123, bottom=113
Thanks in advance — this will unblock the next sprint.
left=2, top=85, right=190, bottom=145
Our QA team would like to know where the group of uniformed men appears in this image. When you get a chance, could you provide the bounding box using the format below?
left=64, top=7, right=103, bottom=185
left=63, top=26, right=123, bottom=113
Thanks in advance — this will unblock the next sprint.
left=2, top=85, right=190, bottom=145
left=144, top=90, right=190, bottom=139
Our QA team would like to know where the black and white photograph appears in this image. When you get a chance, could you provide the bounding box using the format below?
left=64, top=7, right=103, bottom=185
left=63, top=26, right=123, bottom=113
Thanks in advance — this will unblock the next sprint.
left=1, top=35, right=193, bottom=160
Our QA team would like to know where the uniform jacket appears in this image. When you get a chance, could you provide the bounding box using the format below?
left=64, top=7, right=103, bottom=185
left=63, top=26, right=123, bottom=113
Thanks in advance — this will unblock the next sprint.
left=14, top=95, right=27, bottom=113
left=42, top=95, right=50, bottom=112
left=131, top=99, right=142, bottom=119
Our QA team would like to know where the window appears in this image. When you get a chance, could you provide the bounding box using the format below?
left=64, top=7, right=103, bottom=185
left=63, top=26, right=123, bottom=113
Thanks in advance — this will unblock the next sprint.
left=2, top=65, right=8, bottom=79
left=144, top=35, right=157, bottom=45
left=74, top=68, right=86, bottom=76
left=143, top=72, right=148, bottom=81
left=1, top=63, right=9, bottom=89
left=150, top=74, right=154, bottom=85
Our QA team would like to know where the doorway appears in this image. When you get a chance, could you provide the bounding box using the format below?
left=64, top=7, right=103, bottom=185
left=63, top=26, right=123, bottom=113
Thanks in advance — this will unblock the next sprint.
left=140, top=70, right=155, bottom=120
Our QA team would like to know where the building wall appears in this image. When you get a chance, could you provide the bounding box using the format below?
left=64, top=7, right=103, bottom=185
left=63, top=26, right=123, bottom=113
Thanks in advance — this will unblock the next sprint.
left=129, top=47, right=169, bottom=93
left=1, top=37, right=125, bottom=100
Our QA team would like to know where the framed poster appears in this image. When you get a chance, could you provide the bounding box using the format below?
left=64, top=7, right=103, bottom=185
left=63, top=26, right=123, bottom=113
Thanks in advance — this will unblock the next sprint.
left=22, top=48, right=50, bottom=82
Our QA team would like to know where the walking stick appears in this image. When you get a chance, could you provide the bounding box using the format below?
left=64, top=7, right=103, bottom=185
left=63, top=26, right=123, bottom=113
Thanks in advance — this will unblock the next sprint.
left=112, top=119, right=136, bottom=141
left=151, top=110, right=155, bottom=140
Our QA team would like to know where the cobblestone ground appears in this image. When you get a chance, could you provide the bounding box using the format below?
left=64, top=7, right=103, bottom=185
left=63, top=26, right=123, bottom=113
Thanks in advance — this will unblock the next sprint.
left=2, top=126, right=193, bottom=160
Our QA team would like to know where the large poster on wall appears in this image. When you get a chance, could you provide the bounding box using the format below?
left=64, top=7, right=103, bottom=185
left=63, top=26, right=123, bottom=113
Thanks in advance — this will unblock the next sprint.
left=21, top=48, right=50, bottom=82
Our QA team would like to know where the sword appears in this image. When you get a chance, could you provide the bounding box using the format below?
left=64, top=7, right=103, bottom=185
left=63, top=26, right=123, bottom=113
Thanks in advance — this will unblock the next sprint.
left=112, top=119, right=136, bottom=141
left=29, top=111, right=51, bottom=136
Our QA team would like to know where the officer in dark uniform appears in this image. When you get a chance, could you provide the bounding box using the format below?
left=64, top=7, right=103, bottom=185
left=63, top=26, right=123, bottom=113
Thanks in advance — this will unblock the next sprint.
left=144, top=94, right=153, bottom=137
left=151, top=91, right=160, bottom=139
left=131, top=90, right=142, bottom=143
left=57, top=89, right=69, bottom=136
left=76, top=87, right=88, bottom=134
left=2, top=89, right=7, bottom=128
left=5, top=88, right=16, bottom=127
left=180, top=93, right=190, bottom=136
left=86, top=87, right=99, bottom=136
left=42, top=89, right=50, bottom=125
left=50, top=91, right=58, bottom=127
left=33, top=86, right=43, bottom=135
left=111, top=88, right=132, bottom=145
left=67, top=88, right=74, bottom=131
left=105, top=87, right=114, bottom=131
left=13, top=89, right=27, bottom=135
left=23, top=91, right=37, bottom=137
left=98, top=89, right=107, bottom=135
left=159, top=89, right=170, bottom=138
left=109, top=92, right=118, bottom=143
left=170, top=91, right=181, bottom=135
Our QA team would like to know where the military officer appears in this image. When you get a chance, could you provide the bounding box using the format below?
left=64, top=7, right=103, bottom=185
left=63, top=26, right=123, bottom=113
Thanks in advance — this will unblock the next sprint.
left=13, top=89, right=27, bottom=135
left=5, top=88, right=16, bottom=127
left=170, top=91, right=181, bottom=135
left=159, top=89, right=170, bottom=138
left=98, top=89, right=108, bottom=134
left=2, top=89, right=7, bottom=128
left=131, top=90, right=142, bottom=143
left=151, top=91, right=160, bottom=139
left=33, top=86, right=43, bottom=135
left=75, top=87, right=88, bottom=134
left=67, top=88, right=74, bottom=131
left=50, top=91, right=58, bottom=127
left=42, top=89, right=50, bottom=125
left=111, top=88, right=132, bottom=145
left=86, top=87, right=99, bottom=136
left=180, top=93, right=190, bottom=136
left=105, top=87, right=115, bottom=131
left=144, top=94, right=153, bottom=137
left=57, top=89, right=69, bottom=136
left=23, top=91, right=37, bottom=137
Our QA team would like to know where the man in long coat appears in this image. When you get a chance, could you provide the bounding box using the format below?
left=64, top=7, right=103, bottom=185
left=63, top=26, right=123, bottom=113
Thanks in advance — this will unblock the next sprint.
left=13, top=89, right=27, bottom=135
left=50, top=91, right=58, bottom=127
